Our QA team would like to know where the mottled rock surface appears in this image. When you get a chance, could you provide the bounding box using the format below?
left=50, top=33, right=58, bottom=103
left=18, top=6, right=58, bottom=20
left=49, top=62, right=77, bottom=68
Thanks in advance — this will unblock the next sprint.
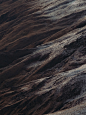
left=0, top=0, right=86, bottom=115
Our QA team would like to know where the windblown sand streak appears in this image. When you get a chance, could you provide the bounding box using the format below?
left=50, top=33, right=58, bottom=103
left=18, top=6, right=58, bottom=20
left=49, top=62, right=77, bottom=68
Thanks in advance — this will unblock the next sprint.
left=0, top=0, right=86, bottom=115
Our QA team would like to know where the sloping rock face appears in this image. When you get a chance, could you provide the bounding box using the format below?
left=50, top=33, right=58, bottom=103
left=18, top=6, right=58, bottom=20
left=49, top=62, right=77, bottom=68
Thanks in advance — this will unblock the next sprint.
left=0, top=0, right=86, bottom=115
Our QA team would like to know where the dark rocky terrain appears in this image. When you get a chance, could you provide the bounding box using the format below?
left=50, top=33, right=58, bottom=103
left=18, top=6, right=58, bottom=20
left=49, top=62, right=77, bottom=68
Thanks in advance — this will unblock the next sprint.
left=0, top=0, right=86, bottom=115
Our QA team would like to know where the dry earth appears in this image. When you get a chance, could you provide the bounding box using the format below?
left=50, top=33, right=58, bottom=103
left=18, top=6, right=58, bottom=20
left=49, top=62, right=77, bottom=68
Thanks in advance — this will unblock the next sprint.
left=0, top=0, right=86, bottom=115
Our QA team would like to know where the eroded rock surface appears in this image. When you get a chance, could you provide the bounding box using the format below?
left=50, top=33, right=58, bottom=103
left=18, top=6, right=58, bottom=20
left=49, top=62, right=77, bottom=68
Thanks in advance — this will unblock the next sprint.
left=0, top=0, right=86, bottom=115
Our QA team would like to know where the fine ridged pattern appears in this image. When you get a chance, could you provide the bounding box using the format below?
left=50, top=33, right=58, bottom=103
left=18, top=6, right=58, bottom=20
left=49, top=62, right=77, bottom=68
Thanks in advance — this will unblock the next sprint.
left=0, top=0, right=86, bottom=115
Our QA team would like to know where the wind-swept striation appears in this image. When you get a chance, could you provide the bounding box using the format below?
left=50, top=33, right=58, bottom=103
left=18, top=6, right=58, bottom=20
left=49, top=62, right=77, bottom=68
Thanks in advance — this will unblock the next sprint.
left=0, top=0, right=86, bottom=115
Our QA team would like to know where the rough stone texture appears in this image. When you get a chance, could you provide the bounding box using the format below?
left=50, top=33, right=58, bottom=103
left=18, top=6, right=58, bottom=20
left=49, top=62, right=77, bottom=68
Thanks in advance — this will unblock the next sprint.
left=0, top=0, right=86, bottom=115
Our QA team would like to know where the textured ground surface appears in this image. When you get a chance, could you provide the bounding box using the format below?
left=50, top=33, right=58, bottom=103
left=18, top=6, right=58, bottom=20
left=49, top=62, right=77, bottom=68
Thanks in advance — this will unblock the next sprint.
left=0, top=0, right=86, bottom=115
